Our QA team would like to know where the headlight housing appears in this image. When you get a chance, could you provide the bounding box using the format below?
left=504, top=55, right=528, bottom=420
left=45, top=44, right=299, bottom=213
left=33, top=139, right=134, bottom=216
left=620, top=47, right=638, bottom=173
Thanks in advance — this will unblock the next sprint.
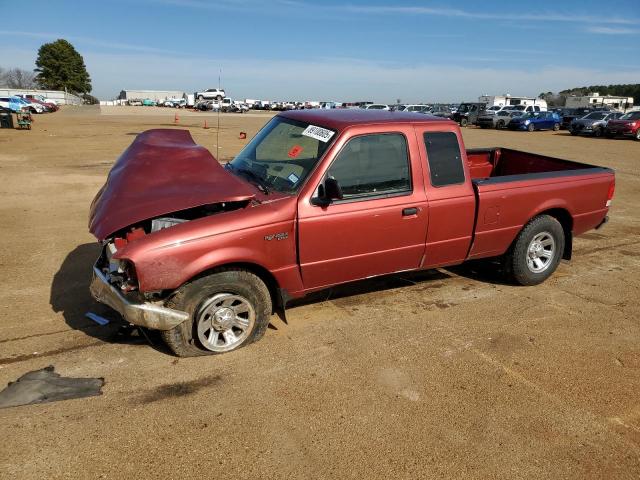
left=524, top=120, right=530, bottom=125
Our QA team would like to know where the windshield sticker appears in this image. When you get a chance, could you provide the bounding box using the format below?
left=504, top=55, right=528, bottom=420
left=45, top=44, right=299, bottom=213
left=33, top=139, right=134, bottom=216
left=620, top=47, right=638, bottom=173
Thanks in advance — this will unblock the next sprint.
left=302, top=125, right=334, bottom=143
left=288, top=145, right=304, bottom=158
left=288, top=173, right=299, bottom=184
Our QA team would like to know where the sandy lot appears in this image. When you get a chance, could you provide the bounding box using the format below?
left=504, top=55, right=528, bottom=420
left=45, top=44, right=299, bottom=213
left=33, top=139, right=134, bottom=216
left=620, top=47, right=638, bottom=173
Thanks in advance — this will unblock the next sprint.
left=0, top=105, right=639, bottom=479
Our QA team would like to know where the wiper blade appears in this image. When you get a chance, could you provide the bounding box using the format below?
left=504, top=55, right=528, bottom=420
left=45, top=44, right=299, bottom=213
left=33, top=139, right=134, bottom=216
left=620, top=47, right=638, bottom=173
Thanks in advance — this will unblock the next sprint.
left=228, top=164, right=270, bottom=194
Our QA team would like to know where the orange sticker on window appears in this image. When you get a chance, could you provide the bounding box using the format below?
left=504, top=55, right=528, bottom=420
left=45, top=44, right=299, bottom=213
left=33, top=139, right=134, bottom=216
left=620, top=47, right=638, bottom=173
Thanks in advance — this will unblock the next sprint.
left=288, top=145, right=304, bottom=158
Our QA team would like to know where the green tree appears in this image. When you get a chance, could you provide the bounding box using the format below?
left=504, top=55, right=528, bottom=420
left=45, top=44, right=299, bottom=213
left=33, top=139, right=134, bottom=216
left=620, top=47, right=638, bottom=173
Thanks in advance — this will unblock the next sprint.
left=34, top=39, right=92, bottom=93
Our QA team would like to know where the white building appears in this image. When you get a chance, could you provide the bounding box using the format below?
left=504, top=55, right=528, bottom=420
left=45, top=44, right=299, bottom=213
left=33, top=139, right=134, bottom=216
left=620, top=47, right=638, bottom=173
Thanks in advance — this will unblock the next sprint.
left=118, top=89, right=185, bottom=102
left=478, top=94, right=545, bottom=107
left=564, top=93, right=633, bottom=110
left=0, top=88, right=83, bottom=105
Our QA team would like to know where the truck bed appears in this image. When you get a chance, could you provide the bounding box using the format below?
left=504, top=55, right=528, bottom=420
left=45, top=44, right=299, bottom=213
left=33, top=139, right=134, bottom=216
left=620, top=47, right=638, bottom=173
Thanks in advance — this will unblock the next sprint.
left=466, top=147, right=610, bottom=181
left=465, top=148, right=614, bottom=260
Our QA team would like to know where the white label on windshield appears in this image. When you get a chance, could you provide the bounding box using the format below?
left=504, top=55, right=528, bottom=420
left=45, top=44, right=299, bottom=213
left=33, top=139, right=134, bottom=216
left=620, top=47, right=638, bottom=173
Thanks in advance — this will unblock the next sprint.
left=288, top=173, right=299, bottom=184
left=302, top=124, right=334, bottom=143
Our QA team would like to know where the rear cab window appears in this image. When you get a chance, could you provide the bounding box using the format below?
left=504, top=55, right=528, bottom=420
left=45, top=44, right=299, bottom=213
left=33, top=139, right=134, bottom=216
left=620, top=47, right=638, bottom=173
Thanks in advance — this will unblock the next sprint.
left=423, top=132, right=465, bottom=187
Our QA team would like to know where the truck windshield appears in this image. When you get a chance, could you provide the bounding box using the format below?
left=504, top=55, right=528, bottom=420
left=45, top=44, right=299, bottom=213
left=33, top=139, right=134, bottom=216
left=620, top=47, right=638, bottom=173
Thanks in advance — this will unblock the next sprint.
left=228, top=116, right=336, bottom=194
left=457, top=104, right=470, bottom=113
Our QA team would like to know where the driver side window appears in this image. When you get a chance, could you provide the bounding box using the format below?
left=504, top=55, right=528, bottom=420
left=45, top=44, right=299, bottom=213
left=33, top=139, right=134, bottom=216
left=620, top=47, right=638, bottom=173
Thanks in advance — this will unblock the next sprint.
left=326, top=133, right=411, bottom=199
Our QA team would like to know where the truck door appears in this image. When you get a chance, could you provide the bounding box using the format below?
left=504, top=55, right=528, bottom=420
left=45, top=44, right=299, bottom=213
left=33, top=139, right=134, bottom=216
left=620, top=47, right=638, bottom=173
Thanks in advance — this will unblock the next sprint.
left=297, top=129, right=428, bottom=290
left=414, top=125, right=476, bottom=267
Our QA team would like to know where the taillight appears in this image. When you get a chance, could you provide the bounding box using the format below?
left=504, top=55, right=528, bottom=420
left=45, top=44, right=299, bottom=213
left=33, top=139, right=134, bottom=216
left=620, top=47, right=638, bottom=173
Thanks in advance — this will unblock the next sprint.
left=606, top=178, right=615, bottom=207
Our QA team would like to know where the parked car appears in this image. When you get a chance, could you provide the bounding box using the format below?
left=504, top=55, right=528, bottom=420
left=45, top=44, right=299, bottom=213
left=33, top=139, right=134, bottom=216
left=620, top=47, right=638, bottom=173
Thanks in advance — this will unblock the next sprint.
left=23, top=94, right=59, bottom=110
left=14, top=96, right=44, bottom=113
left=15, top=94, right=53, bottom=112
left=0, top=96, right=25, bottom=112
left=195, top=88, right=226, bottom=101
left=88, top=110, right=615, bottom=356
left=477, top=110, right=523, bottom=129
left=128, top=99, right=143, bottom=106
left=142, top=99, right=157, bottom=106
left=364, top=104, right=390, bottom=110
left=508, top=111, right=561, bottom=131
left=570, top=111, right=624, bottom=137
left=452, top=102, right=487, bottom=126
left=428, top=104, right=453, bottom=119
left=395, top=104, right=429, bottom=113
left=163, top=98, right=186, bottom=108
left=605, top=111, right=640, bottom=140
left=558, top=107, right=595, bottom=130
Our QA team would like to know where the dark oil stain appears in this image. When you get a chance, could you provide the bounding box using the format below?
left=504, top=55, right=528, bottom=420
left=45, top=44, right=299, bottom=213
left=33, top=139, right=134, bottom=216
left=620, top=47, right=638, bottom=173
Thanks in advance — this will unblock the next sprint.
left=619, top=250, right=638, bottom=258
left=580, top=233, right=607, bottom=241
left=136, top=375, right=222, bottom=404
left=0, top=340, right=104, bottom=366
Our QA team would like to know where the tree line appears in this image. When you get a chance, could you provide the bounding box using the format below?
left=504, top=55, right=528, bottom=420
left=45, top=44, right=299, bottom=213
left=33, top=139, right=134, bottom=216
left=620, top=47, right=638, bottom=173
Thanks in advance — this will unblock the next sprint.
left=539, top=84, right=639, bottom=107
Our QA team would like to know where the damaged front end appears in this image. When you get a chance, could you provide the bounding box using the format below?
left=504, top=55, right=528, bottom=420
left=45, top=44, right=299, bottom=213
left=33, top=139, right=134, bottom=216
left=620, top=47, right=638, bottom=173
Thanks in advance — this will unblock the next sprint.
left=88, top=129, right=259, bottom=330
left=91, top=200, right=251, bottom=331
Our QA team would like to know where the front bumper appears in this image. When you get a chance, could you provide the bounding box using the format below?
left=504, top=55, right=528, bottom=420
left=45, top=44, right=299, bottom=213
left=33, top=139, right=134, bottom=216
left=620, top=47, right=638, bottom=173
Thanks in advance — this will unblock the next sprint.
left=90, top=266, right=189, bottom=330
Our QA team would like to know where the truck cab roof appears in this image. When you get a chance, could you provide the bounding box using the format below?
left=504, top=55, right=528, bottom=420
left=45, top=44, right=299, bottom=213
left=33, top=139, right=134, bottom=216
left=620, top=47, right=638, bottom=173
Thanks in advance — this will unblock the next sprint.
left=280, top=109, right=453, bottom=131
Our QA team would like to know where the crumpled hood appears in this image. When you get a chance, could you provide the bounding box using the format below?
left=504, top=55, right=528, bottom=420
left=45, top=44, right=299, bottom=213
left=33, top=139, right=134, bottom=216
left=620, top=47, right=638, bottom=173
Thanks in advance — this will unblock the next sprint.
left=89, top=129, right=255, bottom=240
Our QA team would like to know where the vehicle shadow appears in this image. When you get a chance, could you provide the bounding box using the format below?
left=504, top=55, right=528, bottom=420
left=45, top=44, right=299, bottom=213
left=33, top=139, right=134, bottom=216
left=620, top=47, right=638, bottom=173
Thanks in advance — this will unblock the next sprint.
left=50, top=243, right=171, bottom=353
left=286, top=268, right=454, bottom=310
left=444, top=259, right=512, bottom=286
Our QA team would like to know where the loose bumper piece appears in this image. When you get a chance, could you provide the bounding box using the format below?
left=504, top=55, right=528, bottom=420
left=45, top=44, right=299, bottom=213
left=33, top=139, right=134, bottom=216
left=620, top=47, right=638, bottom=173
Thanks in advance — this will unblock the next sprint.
left=90, top=266, right=189, bottom=330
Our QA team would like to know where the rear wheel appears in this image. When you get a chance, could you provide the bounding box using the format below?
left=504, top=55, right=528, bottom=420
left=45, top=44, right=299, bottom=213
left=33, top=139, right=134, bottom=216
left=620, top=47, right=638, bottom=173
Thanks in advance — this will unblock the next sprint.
left=504, top=215, right=565, bottom=286
left=161, top=270, right=272, bottom=357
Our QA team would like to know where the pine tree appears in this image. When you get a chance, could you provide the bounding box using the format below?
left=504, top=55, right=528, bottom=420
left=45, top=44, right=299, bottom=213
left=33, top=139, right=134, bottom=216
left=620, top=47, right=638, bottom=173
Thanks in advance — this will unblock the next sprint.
left=34, top=39, right=92, bottom=93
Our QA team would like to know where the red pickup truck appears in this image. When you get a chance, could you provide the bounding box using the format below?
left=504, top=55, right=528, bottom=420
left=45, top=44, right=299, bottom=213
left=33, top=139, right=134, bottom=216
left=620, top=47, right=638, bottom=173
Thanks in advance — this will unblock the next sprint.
left=89, top=110, right=615, bottom=356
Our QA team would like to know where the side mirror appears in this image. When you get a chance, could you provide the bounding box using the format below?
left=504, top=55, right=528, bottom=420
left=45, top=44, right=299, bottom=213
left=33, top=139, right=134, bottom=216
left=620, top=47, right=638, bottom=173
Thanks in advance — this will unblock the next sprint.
left=311, top=177, right=343, bottom=206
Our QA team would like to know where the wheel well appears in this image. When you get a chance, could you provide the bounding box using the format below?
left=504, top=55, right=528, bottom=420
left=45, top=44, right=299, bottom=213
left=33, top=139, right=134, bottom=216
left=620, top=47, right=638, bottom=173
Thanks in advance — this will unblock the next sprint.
left=188, top=262, right=282, bottom=312
left=537, top=208, right=573, bottom=260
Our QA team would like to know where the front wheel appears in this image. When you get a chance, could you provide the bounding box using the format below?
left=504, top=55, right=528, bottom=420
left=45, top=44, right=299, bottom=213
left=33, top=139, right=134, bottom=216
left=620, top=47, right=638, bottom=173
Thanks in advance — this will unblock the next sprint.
left=635, top=129, right=640, bottom=141
left=496, top=120, right=504, bottom=129
left=503, top=215, right=565, bottom=286
left=161, top=270, right=272, bottom=357
left=553, top=123, right=560, bottom=131
left=460, top=118, right=468, bottom=127
left=594, top=127, right=603, bottom=138
left=527, top=123, right=535, bottom=132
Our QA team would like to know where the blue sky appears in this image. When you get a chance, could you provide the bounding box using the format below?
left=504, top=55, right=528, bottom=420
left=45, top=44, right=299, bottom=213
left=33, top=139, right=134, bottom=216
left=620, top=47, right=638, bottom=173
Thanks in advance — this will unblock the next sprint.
left=1, top=0, right=639, bottom=102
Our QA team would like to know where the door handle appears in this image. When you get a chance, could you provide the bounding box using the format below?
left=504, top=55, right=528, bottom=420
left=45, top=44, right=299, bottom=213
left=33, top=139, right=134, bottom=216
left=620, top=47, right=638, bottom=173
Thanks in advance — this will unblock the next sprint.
left=402, top=207, right=419, bottom=216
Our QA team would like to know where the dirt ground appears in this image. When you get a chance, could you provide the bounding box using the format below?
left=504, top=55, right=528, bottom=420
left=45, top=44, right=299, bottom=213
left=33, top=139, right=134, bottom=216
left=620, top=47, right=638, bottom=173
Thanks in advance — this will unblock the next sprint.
left=0, top=106, right=639, bottom=479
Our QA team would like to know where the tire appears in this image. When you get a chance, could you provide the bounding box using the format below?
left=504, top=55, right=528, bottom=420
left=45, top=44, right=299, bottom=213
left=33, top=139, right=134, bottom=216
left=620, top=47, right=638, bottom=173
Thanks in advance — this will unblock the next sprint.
left=161, top=269, right=272, bottom=357
left=460, top=118, right=468, bottom=127
left=605, top=131, right=615, bottom=139
left=635, top=130, right=640, bottom=141
left=527, top=123, right=535, bottom=132
left=594, top=127, right=603, bottom=138
left=553, top=123, right=560, bottom=131
left=503, top=215, right=565, bottom=286
left=496, top=120, right=504, bottom=129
